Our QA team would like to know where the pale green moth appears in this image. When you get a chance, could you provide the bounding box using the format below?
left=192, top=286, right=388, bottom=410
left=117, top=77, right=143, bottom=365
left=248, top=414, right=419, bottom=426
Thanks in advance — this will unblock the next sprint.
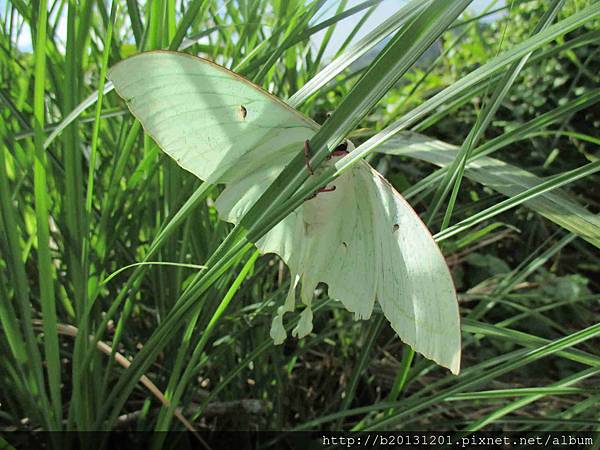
left=108, top=51, right=461, bottom=374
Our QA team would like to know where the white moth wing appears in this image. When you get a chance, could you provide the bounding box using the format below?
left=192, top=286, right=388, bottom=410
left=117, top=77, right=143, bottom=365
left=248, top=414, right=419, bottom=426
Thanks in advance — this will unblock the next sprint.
left=109, top=51, right=461, bottom=373
left=367, top=169, right=461, bottom=374
left=107, top=51, right=317, bottom=185
left=217, top=151, right=461, bottom=374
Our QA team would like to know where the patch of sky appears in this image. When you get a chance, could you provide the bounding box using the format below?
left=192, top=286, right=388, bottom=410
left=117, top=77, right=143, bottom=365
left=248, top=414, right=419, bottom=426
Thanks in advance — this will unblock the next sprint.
left=1, top=0, right=505, bottom=56
left=310, top=0, right=506, bottom=60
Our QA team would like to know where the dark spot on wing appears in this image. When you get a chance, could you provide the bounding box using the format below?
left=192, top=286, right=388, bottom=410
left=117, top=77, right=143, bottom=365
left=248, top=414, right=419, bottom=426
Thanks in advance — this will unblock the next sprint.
left=239, top=105, right=247, bottom=120
left=342, top=242, right=348, bottom=248
left=393, top=224, right=400, bottom=232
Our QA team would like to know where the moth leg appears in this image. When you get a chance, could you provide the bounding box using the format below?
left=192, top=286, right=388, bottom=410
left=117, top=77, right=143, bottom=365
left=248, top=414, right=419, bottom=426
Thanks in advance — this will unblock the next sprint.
left=303, top=140, right=314, bottom=175
left=317, top=186, right=336, bottom=193
left=306, top=185, right=336, bottom=201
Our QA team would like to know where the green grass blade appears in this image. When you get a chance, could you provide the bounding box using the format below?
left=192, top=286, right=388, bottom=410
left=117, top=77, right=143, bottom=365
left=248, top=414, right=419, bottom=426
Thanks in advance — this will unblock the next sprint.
left=0, top=135, right=53, bottom=429
left=153, top=250, right=260, bottom=437
left=293, top=320, right=600, bottom=430
left=31, top=0, right=62, bottom=429
left=434, top=160, right=600, bottom=242
left=288, top=0, right=430, bottom=108
left=465, top=367, right=600, bottom=430
left=378, top=134, right=600, bottom=248
left=338, top=1, right=600, bottom=168
left=430, top=0, right=565, bottom=229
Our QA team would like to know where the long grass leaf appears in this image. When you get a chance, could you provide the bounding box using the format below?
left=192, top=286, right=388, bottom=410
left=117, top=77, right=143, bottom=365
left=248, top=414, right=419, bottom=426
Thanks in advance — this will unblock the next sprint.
left=378, top=134, right=600, bottom=248
left=31, top=0, right=62, bottom=428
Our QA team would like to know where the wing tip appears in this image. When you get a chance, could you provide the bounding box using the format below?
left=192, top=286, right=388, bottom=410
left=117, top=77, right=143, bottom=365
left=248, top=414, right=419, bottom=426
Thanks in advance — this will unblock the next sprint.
left=395, top=330, right=461, bottom=376
left=448, top=353, right=461, bottom=375
left=421, top=344, right=462, bottom=375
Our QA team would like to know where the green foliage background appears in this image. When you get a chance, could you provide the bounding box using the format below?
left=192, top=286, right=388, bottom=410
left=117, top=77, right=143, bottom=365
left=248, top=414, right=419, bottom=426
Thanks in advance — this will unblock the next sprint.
left=0, top=0, right=599, bottom=440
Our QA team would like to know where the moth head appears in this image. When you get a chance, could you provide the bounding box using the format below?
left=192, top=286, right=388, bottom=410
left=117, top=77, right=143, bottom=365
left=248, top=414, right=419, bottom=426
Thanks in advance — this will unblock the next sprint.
left=330, top=139, right=353, bottom=158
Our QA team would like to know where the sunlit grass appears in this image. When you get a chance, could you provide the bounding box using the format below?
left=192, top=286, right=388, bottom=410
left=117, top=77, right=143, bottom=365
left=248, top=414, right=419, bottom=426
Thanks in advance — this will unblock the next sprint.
left=0, top=0, right=599, bottom=439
